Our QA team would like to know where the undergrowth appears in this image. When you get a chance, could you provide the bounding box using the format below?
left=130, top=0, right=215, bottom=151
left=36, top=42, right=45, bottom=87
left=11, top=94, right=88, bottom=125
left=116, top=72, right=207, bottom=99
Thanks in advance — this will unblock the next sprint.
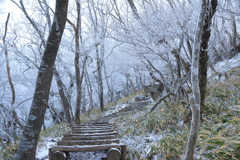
left=114, top=66, right=240, bottom=160
left=0, top=123, right=70, bottom=160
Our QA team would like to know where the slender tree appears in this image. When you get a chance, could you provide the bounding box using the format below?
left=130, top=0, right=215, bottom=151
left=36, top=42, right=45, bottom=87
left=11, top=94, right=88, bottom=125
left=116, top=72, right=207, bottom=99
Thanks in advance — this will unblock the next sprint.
left=67, top=0, right=87, bottom=124
left=11, top=0, right=73, bottom=124
left=15, top=0, right=69, bottom=159
left=185, top=0, right=218, bottom=123
left=199, top=0, right=218, bottom=117
left=2, top=13, right=24, bottom=145
left=3, top=13, right=15, bottom=106
left=184, top=0, right=207, bottom=159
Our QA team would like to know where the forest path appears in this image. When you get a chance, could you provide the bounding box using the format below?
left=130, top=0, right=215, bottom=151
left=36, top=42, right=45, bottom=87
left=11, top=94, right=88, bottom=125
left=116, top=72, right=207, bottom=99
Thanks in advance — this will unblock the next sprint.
left=88, top=99, right=152, bottom=123
left=49, top=99, right=151, bottom=160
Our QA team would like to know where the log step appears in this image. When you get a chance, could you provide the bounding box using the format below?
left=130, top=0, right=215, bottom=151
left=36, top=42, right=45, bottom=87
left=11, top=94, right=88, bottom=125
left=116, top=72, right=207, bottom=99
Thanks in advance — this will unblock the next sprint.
left=72, top=129, right=115, bottom=134
left=63, top=131, right=119, bottom=137
left=73, top=126, right=115, bottom=129
left=50, top=144, right=125, bottom=152
left=78, top=122, right=111, bottom=126
left=57, top=139, right=120, bottom=146
left=62, top=135, right=118, bottom=141
left=72, top=126, right=114, bottom=130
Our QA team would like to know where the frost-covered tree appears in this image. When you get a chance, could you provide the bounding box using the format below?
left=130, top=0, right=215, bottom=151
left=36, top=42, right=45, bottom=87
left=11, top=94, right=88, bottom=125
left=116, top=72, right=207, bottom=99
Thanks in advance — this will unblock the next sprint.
left=15, top=0, right=69, bottom=159
left=11, top=0, right=73, bottom=124
left=184, top=0, right=207, bottom=159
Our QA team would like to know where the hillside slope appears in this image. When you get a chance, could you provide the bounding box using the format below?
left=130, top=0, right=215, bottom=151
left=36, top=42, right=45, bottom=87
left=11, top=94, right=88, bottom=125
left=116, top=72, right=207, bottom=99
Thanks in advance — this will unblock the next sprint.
left=1, top=55, right=240, bottom=160
left=113, top=55, right=240, bottom=160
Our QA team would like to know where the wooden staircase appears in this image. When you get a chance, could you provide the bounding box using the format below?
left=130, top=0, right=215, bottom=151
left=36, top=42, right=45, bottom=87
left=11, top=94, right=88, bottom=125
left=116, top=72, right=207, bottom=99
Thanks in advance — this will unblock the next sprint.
left=49, top=100, right=151, bottom=160
left=49, top=121, right=126, bottom=160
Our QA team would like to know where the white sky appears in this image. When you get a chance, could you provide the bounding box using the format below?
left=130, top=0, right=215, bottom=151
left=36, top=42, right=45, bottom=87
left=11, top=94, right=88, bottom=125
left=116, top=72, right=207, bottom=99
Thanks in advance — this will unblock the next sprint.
left=1, top=0, right=18, bottom=12
left=0, top=0, right=19, bottom=23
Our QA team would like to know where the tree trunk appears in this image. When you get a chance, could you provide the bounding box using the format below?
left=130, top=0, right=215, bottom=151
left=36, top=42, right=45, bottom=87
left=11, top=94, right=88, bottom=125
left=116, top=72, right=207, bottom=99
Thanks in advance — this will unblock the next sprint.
left=3, top=13, right=16, bottom=106
left=126, top=0, right=141, bottom=19
left=3, top=12, right=24, bottom=144
left=199, top=0, right=218, bottom=117
left=103, top=60, right=113, bottom=102
left=184, top=0, right=207, bottom=159
left=96, top=44, right=104, bottom=112
left=15, top=1, right=69, bottom=159
left=12, top=0, right=73, bottom=126
left=184, top=0, right=217, bottom=123
left=53, top=67, right=72, bottom=123
left=231, top=14, right=237, bottom=56
left=85, top=70, right=94, bottom=117
left=67, top=0, right=85, bottom=124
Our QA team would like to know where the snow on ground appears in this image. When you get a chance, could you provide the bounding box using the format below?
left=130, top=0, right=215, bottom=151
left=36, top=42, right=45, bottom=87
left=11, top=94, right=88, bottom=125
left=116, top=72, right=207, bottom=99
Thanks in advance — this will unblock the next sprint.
left=36, top=137, right=62, bottom=160
left=105, top=103, right=129, bottom=116
left=118, top=130, right=166, bottom=160
left=36, top=137, right=108, bottom=160
left=209, top=54, right=240, bottom=75
left=67, top=151, right=107, bottom=160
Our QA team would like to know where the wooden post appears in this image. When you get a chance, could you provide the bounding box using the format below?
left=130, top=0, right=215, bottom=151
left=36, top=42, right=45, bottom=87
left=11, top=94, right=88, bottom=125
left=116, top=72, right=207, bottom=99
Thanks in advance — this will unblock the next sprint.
left=120, top=145, right=127, bottom=160
left=49, top=148, right=53, bottom=160
left=49, top=149, right=66, bottom=160
left=107, top=148, right=121, bottom=160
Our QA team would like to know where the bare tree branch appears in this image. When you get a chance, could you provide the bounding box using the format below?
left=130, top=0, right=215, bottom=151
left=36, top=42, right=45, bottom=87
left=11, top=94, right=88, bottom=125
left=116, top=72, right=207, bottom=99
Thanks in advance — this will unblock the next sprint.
left=147, top=73, right=190, bottom=114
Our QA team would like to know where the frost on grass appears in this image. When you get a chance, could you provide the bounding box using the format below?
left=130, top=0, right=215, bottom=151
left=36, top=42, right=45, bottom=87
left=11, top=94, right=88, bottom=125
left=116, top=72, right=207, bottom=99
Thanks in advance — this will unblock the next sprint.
left=67, top=151, right=107, bottom=160
left=120, top=133, right=164, bottom=159
left=105, top=103, right=129, bottom=116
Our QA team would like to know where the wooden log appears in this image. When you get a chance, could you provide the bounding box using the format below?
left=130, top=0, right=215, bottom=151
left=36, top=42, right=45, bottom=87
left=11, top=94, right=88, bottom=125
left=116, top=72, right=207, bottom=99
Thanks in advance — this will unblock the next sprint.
left=49, top=149, right=66, bottom=160
left=63, top=131, right=119, bottom=137
left=74, top=123, right=113, bottom=126
left=107, top=148, right=121, bottom=160
left=73, top=125, right=110, bottom=128
left=73, top=123, right=112, bottom=127
left=120, top=145, right=127, bottom=160
left=72, top=129, right=115, bottom=134
left=62, top=135, right=118, bottom=141
left=73, top=123, right=117, bottom=128
left=57, top=139, right=120, bottom=146
left=73, top=126, right=114, bottom=129
left=78, top=122, right=110, bottom=126
left=90, top=121, right=110, bottom=124
left=72, top=126, right=114, bottom=130
left=51, top=144, right=124, bottom=152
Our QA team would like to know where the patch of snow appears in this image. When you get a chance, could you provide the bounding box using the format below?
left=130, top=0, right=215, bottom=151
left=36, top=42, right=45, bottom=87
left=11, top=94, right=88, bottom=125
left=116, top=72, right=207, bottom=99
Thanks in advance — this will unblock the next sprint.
left=105, top=103, right=130, bottom=116
left=177, top=120, right=184, bottom=126
left=67, top=151, right=107, bottom=160
left=209, top=53, right=240, bottom=75
left=36, top=137, right=62, bottom=160
left=152, top=153, right=164, bottom=160
left=119, top=132, right=164, bottom=159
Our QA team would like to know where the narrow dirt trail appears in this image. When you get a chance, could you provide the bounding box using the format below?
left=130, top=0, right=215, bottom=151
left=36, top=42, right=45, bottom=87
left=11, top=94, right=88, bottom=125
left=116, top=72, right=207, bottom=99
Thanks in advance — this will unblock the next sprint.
left=89, top=100, right=151, bottom=123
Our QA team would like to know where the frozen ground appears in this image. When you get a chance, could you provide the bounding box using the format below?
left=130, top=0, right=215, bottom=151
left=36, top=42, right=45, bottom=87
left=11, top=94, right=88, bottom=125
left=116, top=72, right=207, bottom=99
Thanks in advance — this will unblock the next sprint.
left=105, top=103, right=129, bottom=116
left=36, top=137, right=62, bottom=160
